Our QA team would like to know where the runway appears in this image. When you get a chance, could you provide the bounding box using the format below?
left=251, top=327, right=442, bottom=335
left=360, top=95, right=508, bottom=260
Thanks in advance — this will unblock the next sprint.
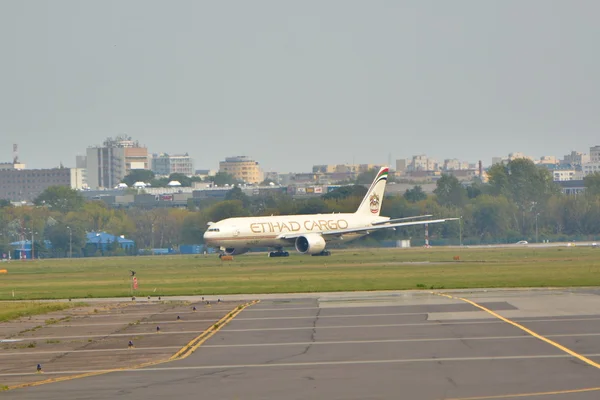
left=4, top=289, right=600, bottom=399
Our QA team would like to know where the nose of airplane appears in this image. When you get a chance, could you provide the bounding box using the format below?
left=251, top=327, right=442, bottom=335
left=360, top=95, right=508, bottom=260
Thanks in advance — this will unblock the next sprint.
left=203, top=227, right=218, bottom=244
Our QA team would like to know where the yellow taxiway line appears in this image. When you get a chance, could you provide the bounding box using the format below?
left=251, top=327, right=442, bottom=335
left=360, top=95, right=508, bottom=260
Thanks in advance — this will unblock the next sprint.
left=3, top=300, right=259, bottom=392
left=446, top=386, right=600, bottom=400
left=434, top=292, right=600, bottom=399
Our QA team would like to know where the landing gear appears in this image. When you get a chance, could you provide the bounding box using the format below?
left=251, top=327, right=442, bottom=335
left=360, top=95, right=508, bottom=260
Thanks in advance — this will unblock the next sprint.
left=311, top=250, right=331, bottom=256
left=268, top=251, right=290, bottom=257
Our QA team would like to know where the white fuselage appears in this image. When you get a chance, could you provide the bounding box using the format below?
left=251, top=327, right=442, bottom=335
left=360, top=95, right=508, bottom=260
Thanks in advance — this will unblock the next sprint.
left=204, top=213, right=389, bottom=249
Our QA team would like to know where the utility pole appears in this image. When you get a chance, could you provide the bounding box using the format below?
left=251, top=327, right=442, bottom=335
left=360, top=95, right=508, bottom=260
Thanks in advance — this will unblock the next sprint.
left=67, top=226, right=72, bottom=258
left=459, top=216, right=463, bottom=246
left=151, top=223, right=155, bottom=251
left=31, top=230, right=34, bottom=260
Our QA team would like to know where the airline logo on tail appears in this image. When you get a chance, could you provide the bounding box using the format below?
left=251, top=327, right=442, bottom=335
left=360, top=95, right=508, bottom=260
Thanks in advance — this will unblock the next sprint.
left=370, top=194, right=380, bottom=214
left=368, top=167, right=387, bottom=214
left=356, top=166, right=389, bottom=217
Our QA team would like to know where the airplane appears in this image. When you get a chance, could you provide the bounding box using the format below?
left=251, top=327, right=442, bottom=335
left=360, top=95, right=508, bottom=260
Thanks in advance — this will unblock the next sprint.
left=203, top=166, right=458, bottom=257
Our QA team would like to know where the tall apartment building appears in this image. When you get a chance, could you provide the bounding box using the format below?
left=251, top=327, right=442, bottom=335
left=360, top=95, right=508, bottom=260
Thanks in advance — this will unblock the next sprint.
left=590, top=146, right=600, bottom=163
left=151, top=153, right=194, bottom=176
left=561, top=151, right=589, bottom=166
left=492, top=152, right=534, bottom=165
left=219, top=156, right=263, bottom=184
left=85, top=136, right=148, bottom=189
left=0, top=167, right=85, bottom=202
left=395, top=159, right=407, bottom=175
left=538, top=155, right=558, bottom=165
left=443, top=159, right=470, bottom=170
left=407, top=155, right=439, bottom=172
left=75, top=155, right=88, bottom=188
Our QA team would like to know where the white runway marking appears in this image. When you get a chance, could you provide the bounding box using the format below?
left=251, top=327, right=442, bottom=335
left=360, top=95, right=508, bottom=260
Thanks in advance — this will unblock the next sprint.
left=222, top=316, right=600, bottom=332
left=202, top=332, right=600, bottom=348
left=0, top=330, right=206, bottom=342
left=52, top=312, right=428, bottom=327
left=3, top=353, right=600, bottom=377
left=3, top=316, right=599, bottom=341
left=51, top=319, right=222, bottom=327
left=0, top=346, right=181, bottom=357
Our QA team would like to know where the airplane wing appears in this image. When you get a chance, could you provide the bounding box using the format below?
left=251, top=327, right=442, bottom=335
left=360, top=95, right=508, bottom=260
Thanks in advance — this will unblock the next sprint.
left=277, top=218, right=459, bottom=240
left=371, top=215, right=433, bottom=225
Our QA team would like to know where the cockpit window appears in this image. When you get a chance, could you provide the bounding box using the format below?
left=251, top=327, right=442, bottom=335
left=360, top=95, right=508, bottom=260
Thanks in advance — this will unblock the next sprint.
left=207, top=228, right=220, bottom=232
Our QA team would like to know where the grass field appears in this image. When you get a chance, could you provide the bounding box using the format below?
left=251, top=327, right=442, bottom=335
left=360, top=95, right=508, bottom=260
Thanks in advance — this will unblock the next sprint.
left=0, top=302, right=86, bottom=322
left=0, top=247, right=599, bottom=300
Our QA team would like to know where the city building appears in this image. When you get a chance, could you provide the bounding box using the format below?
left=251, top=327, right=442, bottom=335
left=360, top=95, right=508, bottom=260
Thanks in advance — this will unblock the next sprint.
left=561, top=151, right=589, bottom=166
left=0, top=167, right=85, bottom=202
left=263, top=171, right=280, bottom=184
left=84, top=232, right=135, bottom=256
left=590, top=146, right=600, bottom=163
left=75, top=155, right=88, bottom=188
left=395, top=159, right=407, bottom=175
left=407, top=155, right=439, bottom=172
left=538, top=155, right=559, bottom=165
left=492, top=152, right=535, bottom=166
left=0, top=162, right=26, bottom=170
left=312, top=164, right=380, bottom=174
left=557, top=180, right=586, bottom=196
left=219, top=156, right=263, bottom=184
left=85, top=136, right=148, bottom=189
left=582, top=163, right=600, bottom=177
left=553, top=169, right=579, bottom=181
left=151, top=153, right=194, bottom=176
left=443, top=159, right=470, bottom=171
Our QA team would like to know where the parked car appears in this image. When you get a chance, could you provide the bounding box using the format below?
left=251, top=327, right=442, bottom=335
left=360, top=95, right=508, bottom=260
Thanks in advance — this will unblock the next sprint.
left=516, top=240, right=528, bottom=245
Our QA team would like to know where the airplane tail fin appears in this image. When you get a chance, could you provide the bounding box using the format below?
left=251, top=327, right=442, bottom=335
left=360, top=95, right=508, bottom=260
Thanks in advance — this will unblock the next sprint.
left=355, top=167, right=389, bottom=217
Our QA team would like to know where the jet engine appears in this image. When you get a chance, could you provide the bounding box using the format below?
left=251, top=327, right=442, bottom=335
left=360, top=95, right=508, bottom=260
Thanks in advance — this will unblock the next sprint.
left=224, top=248, right=250, bottom=256
left=294, top=234, right=326, bottom=255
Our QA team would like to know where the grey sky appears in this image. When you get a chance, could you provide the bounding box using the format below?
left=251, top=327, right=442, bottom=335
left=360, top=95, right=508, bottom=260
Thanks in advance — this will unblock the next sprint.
left=1, top=0, right=599, bottom=173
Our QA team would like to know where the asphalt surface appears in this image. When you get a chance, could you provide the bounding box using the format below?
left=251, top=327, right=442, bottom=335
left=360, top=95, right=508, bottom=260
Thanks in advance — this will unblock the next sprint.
left=3, top=289, right=600, bottom=399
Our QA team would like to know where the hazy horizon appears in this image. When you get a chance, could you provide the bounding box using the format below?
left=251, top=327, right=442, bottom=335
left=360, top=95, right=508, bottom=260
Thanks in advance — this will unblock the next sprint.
left=1, top=0, right=599, bottom=173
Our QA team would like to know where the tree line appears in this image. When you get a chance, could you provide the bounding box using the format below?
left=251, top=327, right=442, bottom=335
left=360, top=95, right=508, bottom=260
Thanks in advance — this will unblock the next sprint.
left=1, top=159, right=600, bottom=257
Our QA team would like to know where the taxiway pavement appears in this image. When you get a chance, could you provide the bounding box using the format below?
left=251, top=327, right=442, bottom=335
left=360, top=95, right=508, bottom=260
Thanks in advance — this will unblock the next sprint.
left=3, top=289, right=600, bottom=399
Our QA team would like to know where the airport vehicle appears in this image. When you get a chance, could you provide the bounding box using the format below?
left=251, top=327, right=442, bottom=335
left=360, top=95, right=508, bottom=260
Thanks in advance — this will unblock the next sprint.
left=203, top=167, right=457, bottom=257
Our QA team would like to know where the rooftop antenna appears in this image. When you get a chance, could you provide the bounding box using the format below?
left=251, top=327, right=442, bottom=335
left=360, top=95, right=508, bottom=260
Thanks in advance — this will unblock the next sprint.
left=13, top=143, right=19, bottom=164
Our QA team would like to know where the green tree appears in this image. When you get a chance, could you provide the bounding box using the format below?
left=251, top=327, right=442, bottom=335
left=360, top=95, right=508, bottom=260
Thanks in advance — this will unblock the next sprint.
left=34, top=186, right=85, bottom=213
left=433, top=174, right=467, bottom=208
left=470, top=195, right=515, bottom=240
left=296, top=198, right=330, bottom=214
left=168, top=173, right=192, bottom=187
left=487, top=159, right=560, bottom=233
left=466, top=183, right=483, bottom=199
left=225, top=186, right=251, bottom=208
left=150, top=177, right=169, bottom=188
left=356, top=169, right=378, bottom=185
left=0, top=199, right=11, bottom=208
left=45, top=223, right=86, bottom=257
left=122, top=170, right=155, bottom=187
left=403, top=186, right=427, bottom=203
left=206, top=200, right=250, bottom=222
left=209, top=172, right=239, bottom=186
left=322, top=185, right=367, bottom=201
left=583, top=172, right=600, bottom=196
left=181, top=211, right=210, bottom=244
